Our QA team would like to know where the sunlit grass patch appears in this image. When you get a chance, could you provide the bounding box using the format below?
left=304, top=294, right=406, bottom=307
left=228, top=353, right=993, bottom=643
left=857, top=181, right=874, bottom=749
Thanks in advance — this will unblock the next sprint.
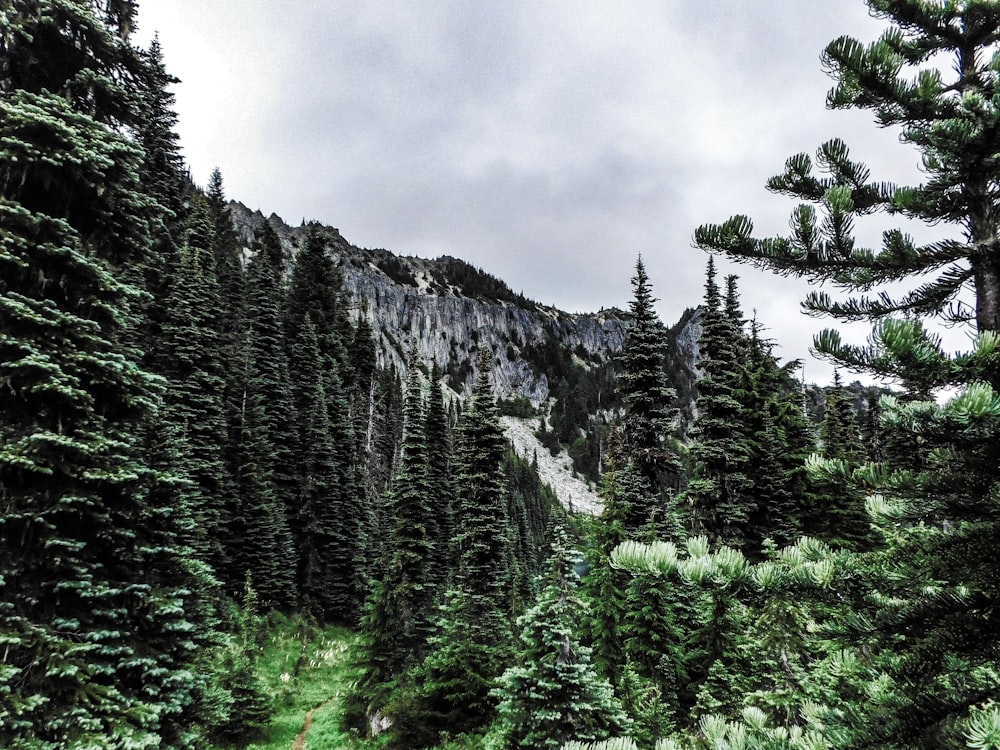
left=218, top=613, right=364, bottom=749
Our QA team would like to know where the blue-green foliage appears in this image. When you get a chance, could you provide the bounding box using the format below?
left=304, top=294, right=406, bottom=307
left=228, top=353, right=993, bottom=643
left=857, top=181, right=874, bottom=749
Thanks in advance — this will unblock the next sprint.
left=494, top=526, right=631, bottom=749
left=0, top=2, right=212, bottom=746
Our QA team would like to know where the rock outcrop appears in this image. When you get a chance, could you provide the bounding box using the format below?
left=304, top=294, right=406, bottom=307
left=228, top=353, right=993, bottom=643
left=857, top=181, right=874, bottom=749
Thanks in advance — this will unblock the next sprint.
left=229, top=202, right=633, bottom=403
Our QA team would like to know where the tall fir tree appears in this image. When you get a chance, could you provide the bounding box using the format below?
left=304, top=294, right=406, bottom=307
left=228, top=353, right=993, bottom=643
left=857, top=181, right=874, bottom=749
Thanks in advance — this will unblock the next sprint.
left=583, top=428, right=634, bottom=684
left=586, top=261, right=684, bottom=686
left=802, top=370, right=873, bottom=550
left=616, top=257, right=683, bottom=538
left=205, top=168, right=246, bottom=323
left=157, top=217, right=234, bottom=575
left=453, top=352, right=516, bottom=613
left=505, top=449, right=557, bottom=611
left=232, top=223, right=298, bottom=609
left=131, top=34, right=189, bottom=375
left=135, top=35, right=187, bottom=240
left=364, top=355, right=522, bottom=744
left=285, top=225, right=368, bottom=619
left=204, top=176, right=246, bottom=415
left=350, top=311, right=379, bottom=457
left=425, top=362, right=456, bottom=583
left=820, top=371, right=865, bottom=464
left=292, top=315, right=342, bottom=619
left=350, top=312, right=382, bottom=578
left=201, top=170, right=249, bottom=594
left=354, top=361, right=437, bottom=722
left=387, top=359, right=437, bottom=638
left=368, top=363, right=406, bottom=516
left=742, top=320, right=818, bottom=549
left=0, top=2, right=213, bottom=745
left=387, top=585, right=511, bottom=749
left=718, top=289, right=821, bottom=553
left=284, top=223, right=352, bottom=377
left=684, top=257, right=755, bottom=548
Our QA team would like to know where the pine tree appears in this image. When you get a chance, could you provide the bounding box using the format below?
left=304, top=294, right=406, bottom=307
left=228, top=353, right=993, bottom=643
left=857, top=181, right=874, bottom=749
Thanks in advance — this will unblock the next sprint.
left=616, top=257, right=683, bottom=536
left=135, top=36, right=187, bottom=239
left=722, top=313, right=824, bottom=552
left=383, top=356, right=519, bottom=744
left=206, top=169, right=246, bottom=323
left=742, top=322, right=818, bottom=549
left=494, top=526, right=631, bottom=750
left=157, top=220, right=233, bottom=574
left=355, top=361, right=437, bottom=722
left=204, top=579, right=271, bottom=745
left=694, top=2, right=1000, bottom=743
left=820, top=371, right=865, bottom=464
left=349, top=314, right=382, bottom=579
left=453, top=353, right=515, bottom=613
left=684, top=258, right=755, bottom=548
left=586, top=261, right=683, bottom=686
left=610, top=459, right=696, bottom=726
left=583, top=428, right=634, bottom=683
left=284, top=228, right=366, bottom=613
left=800, top=370, right=873, bottom=550
left=619, top=567, right=687, bottom=714
left=388, top=586, right=512, bottom=748
left=0, top=2, right=211, bottom=745
left=131, top=34, right=190, bottom=377
left=204, top=171, right=246, bottom=387
left=233, top=223, right=298, bottom=609
left=293, top=316, right=345, bottom=619
left=205, top=170, right=247, bottom=449
left=234, top=384, right=298, bottom=610
left=387, top=360, right=437, bottom=637
left=350, top=311, right=378, bottom=451
left=368, top=363, right=406, bottom=513
left=284, top=223, right=352, bottom=374
left=425, top=362, right=456, bottom=582
left=327, top=381, right=369, bottom=624
left=505, top=449, right=558, bottom=611
left=204, top=170, right=248, bottom=594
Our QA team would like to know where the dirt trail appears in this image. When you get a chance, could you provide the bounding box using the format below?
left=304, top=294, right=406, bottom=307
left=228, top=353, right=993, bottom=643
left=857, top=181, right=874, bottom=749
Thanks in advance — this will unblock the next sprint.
left=292, top=699, right=334, bottom=750
left=291, top=707, right=314, bottom=750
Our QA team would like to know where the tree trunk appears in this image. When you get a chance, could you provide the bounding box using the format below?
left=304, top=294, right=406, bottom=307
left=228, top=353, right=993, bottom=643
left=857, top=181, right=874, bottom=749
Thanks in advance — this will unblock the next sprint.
left=972, top=254, right=1000, bottom=333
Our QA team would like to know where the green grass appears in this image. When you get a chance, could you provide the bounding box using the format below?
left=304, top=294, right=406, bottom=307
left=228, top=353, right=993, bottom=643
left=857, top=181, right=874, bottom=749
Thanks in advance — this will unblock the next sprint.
left=212, top=613, right=503, bottom=750
left=220, top=613, right=370, bottom=750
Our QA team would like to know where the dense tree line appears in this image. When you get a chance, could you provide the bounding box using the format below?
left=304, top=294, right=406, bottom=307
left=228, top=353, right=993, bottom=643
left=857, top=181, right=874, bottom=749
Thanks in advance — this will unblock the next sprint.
left=604, top=2, right=1000, bottom=748
left=0, top=2, right=557, bottom=746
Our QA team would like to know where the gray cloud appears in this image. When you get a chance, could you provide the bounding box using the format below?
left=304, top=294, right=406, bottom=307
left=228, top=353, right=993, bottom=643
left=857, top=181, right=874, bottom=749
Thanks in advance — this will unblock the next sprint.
left=136, top=1, right=965, bottom=386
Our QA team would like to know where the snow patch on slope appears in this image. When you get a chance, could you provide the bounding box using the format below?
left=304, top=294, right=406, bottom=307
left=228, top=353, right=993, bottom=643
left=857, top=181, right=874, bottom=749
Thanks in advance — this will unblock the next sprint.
left=501, top=416, right=604, bottom=516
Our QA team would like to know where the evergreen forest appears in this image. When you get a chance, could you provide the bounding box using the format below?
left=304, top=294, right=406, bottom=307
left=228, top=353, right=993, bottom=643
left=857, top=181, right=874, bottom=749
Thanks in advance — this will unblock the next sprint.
left=5, top=2, right=1000, bottom=749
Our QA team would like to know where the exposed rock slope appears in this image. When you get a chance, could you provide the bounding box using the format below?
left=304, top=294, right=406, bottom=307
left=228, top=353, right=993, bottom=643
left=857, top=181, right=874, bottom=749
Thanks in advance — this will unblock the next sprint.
left=229, top=203, right=709, bottom=515
left=501, top=417, right=603, bottom=515
left=230, top=203, right=634, bottom=402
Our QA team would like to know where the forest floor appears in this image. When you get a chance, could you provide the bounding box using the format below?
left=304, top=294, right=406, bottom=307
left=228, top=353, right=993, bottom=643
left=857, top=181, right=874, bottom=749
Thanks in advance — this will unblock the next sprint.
left=501, top=416, right=604, bottom=515
left=224, top=616, right=366, bottom=750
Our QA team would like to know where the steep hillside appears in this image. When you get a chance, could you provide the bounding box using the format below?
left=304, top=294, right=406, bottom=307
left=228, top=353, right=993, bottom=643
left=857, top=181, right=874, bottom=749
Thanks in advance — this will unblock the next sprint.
left=228, top=205, right=896, bottom=501
left=229, top=203, right=639, bottom=405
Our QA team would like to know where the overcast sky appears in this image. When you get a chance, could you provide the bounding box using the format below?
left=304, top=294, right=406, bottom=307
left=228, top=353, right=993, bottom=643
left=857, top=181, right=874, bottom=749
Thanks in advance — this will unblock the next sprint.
left=134, top=1, right=966, bottom=386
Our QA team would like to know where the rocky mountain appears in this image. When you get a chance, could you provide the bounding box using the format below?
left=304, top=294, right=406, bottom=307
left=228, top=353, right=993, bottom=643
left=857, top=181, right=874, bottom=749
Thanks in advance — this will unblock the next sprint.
left=226, top=203, right=890, bottom=512
left=229, top=202, right=703, bottom=408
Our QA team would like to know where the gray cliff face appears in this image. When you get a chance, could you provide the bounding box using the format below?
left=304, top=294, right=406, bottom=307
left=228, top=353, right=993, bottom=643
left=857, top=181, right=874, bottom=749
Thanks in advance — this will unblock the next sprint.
left=346, top=274, right=629, bottom=400
left=675, top=307, right=704, bottom=375
left=229, top=202, right=632, bottom=402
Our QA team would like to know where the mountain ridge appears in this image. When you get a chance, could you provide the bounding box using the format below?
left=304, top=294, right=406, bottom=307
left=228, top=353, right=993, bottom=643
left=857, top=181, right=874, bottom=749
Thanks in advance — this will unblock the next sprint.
left=227, top=202, right=671, bottom=404
left=226, top=201, right=889, bottom=506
